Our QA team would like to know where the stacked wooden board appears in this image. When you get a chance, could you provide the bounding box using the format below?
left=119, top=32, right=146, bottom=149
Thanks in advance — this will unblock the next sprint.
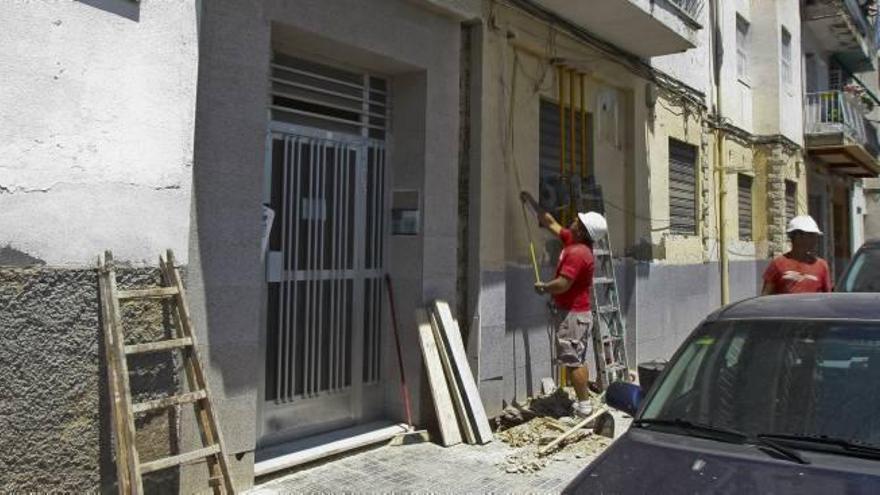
left=415, top=300, right=493, bottom=446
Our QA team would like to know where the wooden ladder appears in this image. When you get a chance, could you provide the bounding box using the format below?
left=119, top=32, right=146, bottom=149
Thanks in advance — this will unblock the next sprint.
left=98, top=249, right=235, bottom=494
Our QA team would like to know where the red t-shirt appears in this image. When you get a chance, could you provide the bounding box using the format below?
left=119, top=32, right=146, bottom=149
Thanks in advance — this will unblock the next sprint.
left=553, top=228, right=594, bottom=312
left=763, top=254, right=832, bottom=294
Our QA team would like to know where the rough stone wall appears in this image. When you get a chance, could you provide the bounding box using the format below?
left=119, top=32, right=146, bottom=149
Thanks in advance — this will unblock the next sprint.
left=766, top=146, right=788, bottom=255
left=0, top=266, right=180, bottom=493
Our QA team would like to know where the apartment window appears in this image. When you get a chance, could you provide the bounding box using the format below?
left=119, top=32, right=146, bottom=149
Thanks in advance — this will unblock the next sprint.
left=738, top=175, right=753, bottom=240
left=669, top=139, right=698, bottom=235
left=830, top=60, right=845, bottom=91
left=781, top=27, right=792, bottom=86
left=538, top=99, right=593, bottom=214
left=736, top=15, right=750, bottom=80
left=785, top=180, right=798, bottom=224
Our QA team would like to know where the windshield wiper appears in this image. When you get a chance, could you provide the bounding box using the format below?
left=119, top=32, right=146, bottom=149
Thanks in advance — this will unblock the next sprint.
left=633, top=418, right=747, bottom=442
left=758, top=433, right=880, bottom=459
left=634, top=419, right=809, bottom=464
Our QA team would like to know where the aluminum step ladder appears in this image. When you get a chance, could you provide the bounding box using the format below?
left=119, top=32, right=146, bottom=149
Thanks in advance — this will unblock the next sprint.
left=98, top=250, right=235, bottom=494
left=577, top=178, right=631, bottom=390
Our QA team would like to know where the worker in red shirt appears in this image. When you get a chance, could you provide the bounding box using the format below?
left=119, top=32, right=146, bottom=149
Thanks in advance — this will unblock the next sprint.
left=762, top=215, right=832, bottom=295
left=521, top=192, right=606, bottom=418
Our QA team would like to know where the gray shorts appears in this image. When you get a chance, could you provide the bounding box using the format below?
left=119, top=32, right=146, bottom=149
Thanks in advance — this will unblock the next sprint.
left=552, top=310, right=594, bottom=367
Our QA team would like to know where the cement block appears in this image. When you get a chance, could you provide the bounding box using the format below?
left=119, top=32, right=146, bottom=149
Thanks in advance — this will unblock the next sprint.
left=479, top=377, right=506, bottom=417
left=198, top=342, right=261, bottom=400
left=421, top=235, right=458, bottom=279
left=477, top=269, right=506, bottom=328
left=477, top=324, right=510, bottom=380
left=179, top=450, right=255, bottom=494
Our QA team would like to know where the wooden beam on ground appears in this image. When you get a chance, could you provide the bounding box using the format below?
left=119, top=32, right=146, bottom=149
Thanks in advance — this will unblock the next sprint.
left=415, top=309, right=462, bottom=447
left=432, top=300, right=493, bottom=444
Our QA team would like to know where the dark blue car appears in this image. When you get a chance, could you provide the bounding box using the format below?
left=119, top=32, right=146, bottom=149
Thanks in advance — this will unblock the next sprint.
left=564, top=293, right=880, bottom=494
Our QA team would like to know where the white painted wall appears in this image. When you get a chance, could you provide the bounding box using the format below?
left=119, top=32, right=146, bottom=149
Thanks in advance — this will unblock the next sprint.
left=751, top=0, right=803, bottom=144
left=0, top=1, right=198, bottom=266
left=650, top=0, right=711, bottom=101
left=720, top=0, right=753, bottom=131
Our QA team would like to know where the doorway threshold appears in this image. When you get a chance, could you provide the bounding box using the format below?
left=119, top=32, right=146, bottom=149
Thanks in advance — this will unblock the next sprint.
left=254, top=421, right=408, bottom=478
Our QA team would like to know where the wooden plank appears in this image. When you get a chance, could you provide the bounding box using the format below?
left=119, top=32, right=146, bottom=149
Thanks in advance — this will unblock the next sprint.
left=132, top=390, right=207, bottom=414
left=117, top=287, right=179, bottom=300
left=104, top=251, right=144, bottom=493
left=161, top=250, right=235, bottom=494
left=125, top=337, right=193, bottom=355
left=139, top=445, right=221, bottom=475
left=538, top=406, right=608, bottom=456
left=98, top=254, right=132, bottom=495
left=414, top=309, right=462, bottom=447
left=427, top=309, right=475, bottom=444
left=432, top=301, right=493, bottom=444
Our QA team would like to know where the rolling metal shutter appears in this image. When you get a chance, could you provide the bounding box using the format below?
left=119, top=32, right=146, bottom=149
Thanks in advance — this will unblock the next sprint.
left=785, top=180, right=797, bottom=223
left=668, top=139, right=698, bottom=235
left=738, top=174, right=753, bottom=240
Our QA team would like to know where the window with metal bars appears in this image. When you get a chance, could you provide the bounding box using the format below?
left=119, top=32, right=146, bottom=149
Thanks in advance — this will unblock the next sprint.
left=668, top=138, right=698, bottom=235
left=538, top=99, right=593, bottom=214
left=269, top=53, right=389, bottom=140
left=738, top=174, right=753, bottom=240
left=785, top=180, right=798, bottom=224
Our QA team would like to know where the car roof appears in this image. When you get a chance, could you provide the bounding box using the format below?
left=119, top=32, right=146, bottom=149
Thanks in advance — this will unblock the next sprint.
left=858, top=239, right=880, bottom=250
left=707, top=293, right=880, bottom=322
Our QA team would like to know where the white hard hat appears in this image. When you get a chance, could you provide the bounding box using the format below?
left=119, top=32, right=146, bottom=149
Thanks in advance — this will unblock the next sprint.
left=578, top=211, right=607, bottom=241
left=787, top=215, right=823, bottom=235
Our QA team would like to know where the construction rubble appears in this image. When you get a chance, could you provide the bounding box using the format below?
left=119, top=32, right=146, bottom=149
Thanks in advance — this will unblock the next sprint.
left=493, top=387, right=617, bottom=475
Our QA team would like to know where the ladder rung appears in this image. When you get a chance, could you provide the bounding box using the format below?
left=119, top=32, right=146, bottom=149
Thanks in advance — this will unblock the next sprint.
left=125, top=337, right=193, bottom=355
left=597, top=305, right=619, bottom=314
left=118, top=287, right=179, bottom=300
left=132, top=390, right=207, bottom=414
left=140, top=445, right=221, bottom=474
left=594, top=277, right=614, bottom=284
left=593, top=249, right=610, bottom=256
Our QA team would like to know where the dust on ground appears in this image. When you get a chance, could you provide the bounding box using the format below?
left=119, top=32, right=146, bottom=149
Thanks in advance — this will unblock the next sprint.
left=493, top=388, right=616, bottom=474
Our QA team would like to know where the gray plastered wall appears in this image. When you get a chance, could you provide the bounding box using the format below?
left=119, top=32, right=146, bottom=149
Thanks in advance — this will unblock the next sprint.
left=187, top=0, right=467, bottom=488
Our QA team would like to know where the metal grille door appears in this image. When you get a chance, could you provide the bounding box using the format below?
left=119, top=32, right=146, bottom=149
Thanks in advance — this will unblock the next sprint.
left=262, top=124, right=386, bottom=443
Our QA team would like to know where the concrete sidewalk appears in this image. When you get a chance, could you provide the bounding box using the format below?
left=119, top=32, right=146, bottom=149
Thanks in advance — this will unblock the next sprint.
left=250, top=441, right=588, bottom=494
left=249, top=412, right=630, bottom=494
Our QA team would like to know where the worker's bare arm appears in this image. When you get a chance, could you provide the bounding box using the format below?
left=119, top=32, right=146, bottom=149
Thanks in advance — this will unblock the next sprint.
left=535, top=276, right=573, bottom=295
left=761, top=281, right=775, bottom=296
left=520, top=191, right=563, bottom=236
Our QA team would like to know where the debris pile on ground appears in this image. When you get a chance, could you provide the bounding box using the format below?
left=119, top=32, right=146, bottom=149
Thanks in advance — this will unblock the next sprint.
left=495, top=388, right=613, bottom=474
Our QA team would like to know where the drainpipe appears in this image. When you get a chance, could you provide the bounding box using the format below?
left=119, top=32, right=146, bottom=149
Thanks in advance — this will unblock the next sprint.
left=711, top=0, right=730, bottom=305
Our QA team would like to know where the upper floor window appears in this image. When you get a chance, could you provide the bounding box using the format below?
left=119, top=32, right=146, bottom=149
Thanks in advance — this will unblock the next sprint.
left=781, top=27, right=792, bottom=87
left=736, top=15, right=750, bottom=80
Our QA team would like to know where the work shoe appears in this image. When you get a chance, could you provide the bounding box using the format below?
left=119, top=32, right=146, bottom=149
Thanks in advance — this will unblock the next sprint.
left=572, top=400, right=593, bottom=418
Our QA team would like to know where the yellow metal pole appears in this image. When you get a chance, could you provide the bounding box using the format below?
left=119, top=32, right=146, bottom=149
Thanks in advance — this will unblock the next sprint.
left=580, top=73, right=587, bottom=178
left=569, top=69, right=576, bottom=220
left=558, top=65, right=567, bottom=225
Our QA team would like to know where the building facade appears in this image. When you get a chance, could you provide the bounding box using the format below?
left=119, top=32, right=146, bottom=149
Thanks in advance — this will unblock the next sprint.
left=2, top=0, right=878, bottom=492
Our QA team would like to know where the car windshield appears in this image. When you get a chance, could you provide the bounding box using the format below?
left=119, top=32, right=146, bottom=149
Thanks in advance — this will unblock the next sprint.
left=841, top=247, right=880, bottom=292
left=641, top=319, right=880, bottom=449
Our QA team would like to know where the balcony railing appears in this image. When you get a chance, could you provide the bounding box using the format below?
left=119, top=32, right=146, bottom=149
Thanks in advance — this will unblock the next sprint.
left=667, top=0, right=706, bottom=23
left=806, top=90, right=877, bottom=151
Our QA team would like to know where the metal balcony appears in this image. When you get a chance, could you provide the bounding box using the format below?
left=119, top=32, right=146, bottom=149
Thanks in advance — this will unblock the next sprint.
left=802, top=0, right=877, bottom=72
left=530, top=0, right=701, bottom=58
left=805, top=91, right=880, bottom=177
